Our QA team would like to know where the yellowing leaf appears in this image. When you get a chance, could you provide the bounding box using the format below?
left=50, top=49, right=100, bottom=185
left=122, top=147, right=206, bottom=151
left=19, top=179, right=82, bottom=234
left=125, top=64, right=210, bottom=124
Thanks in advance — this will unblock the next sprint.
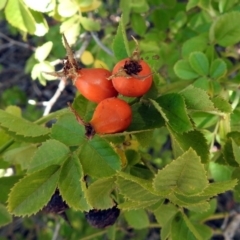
left=80, top=50, right=94, bottom=65
left=93, top=59, right=109, bottom=70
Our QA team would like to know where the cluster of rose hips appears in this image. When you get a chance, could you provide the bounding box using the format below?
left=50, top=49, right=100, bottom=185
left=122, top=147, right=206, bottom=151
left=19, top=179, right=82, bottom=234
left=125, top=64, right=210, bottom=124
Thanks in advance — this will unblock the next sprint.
left=55, top=35, right=152, bottom=136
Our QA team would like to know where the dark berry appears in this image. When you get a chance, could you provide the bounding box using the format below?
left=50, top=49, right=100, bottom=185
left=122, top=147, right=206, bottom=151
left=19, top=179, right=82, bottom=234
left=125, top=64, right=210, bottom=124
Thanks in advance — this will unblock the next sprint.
left=43, top=189, right=68, bottom=214
left=84, top=206, right=120, bottom=228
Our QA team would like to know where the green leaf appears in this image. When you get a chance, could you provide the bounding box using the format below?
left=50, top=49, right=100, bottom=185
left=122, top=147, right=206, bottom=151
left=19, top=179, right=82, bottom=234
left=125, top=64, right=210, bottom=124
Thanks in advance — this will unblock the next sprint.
left=154, top=203, right=178, bottom=227
left=86, top=177, right=116, bottom=209
left=116, top=172, right=160, bottom=202
left=3, top=145, right=37, bottom=170
left=0, top=109, right=49, bottom=140
left=30, top=10, right=49, bottom=37
left=28, top=139, right=69, bottom=173
left=51, top=113, right=85, bottom=146
left=169, top=128, right=209, bottom=163
left=210, top=59, right=227, bottom=79
left=171, top=212, right=196, bottom=240
left=112, top=15, right=130, bottom=61
left=223, top=139, right=239, bottom=167
left=57, top=0, right=78, bottom=17
left=80, top=16, right=100, bottom=31
left=153, top=149, right=208, bottom=196
left=181, top=212, right=204, bottom=240
left=182, top=34, right=208, bottom=58
left=180, top=85, right=216, bottom=112
left=210, top=12, right=240, bottom=47
left=79, top=136, right=121, bottom=178
left=0, top=204, right=12, bottom=227
left=186, top=0, right=199, bottom=11
left=153, top=93, right=193, bottom=133
left=58, top=155, right=89, bottom=211
left=209, top=162, right=233, bottom=182
left=8, top=165, right=60, bottom=216
left=23, top=0, right=55, bottom=12
left=200, top=179, right=237, bottom=197
left=0, top=176, right=22, bottom=203
left=127, top=102, right=164, bottom=132
left=124, top=209, right=149, bottom=229
left=72, top=94, right=97, bottom=122
left=174, top=59, right=199, bottom=80
left=35, top=41, right=53, bottom=62
left=189, top=52, right=209, bottom=76
left=0, top=0, right=7, bottom=10
left=131, top=13, right=146, bottom=36
left=5, top=0, right=36, bottom=34
left=119, top=199, right=160, bottom=211
left=212, top=96, right=232, bottom=113
left=218, top=0, right=237, bottom=13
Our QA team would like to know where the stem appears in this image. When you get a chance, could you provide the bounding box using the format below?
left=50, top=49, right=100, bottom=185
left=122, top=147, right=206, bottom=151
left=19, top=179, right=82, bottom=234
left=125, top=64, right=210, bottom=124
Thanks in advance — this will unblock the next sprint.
left=141, top=158, right=157, bottom=174
left=201, top=212, right=228, bottom=223
left=227, top=62, right=240, bottom=77
left=80, top=230, right=107, bottom=240
left=0, top=139, right=15, bottom=154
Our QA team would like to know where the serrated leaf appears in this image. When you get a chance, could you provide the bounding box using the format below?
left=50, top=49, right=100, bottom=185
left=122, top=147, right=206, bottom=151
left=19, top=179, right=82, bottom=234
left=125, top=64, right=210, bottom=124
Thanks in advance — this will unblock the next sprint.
left=127, top=102, right=164, bottom=132
left=153, top=149, right=208, bottom=196
left=5, top=0, right=36, bottom=34
left=116, top=172, right=160, bottom=202
left=153, top=93, right=193, bottom=133
left=58, top=155, right=89, bottom=211
left=210, top=12, right=240, bottom=47
left=223, top=139, right=239, bottom=167
left=210, top=58, right=227, bottom=79
left=212, top=96, right=232, bottom=113
left=0, top=204, right=12, bottom=227
left=112, top=15, right=130, bottom=61
left=169, top=128, right=209, bottom=163
left=119, top=199, right=159, bottom=211
left=180, top=85, right=216, bottom=112
left=3, top=145, right=37, bottom=170
left=35, top=41, right=53, bottom=62
left=80, top=16, right=100, bottom=31
left=23, top=0, right=54, bottom=12
left=8, top=165, right=60, bottom=216
left=0, top=109, right=49, bottom=139
left=124, top=209, right=149, bottom=229
left=189, top=198, right=217, bottom=222
left=51, top=113, right=85, bottom=146
left=28, top=140, right=69, bottom=173
left=79, top=136, right=121, bottom=178
left=72, top=94, right=97, bottom=122
left=174, top=59, right=199, bottom=80
left=0, top=176, right=22, bottom=203
left=189, top=52, right=209, bottom=76
left=200, top=179, right=238, bottom=197
left=86, top=177, right=116, bottom=209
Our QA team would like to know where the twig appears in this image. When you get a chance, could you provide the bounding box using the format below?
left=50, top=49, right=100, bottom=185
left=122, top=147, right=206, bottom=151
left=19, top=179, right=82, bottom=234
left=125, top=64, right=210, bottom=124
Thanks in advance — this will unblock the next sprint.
left=52, top=222, right=61, bottom=240
left=43, top=79, right=67, bottom=116
left=223, top=212, right=240, bottom=240
left=90, top=32, right=114, bottom=56
left=42, top=35, right=91, bottom=116
left=0, top=32, right=36, bottom=50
